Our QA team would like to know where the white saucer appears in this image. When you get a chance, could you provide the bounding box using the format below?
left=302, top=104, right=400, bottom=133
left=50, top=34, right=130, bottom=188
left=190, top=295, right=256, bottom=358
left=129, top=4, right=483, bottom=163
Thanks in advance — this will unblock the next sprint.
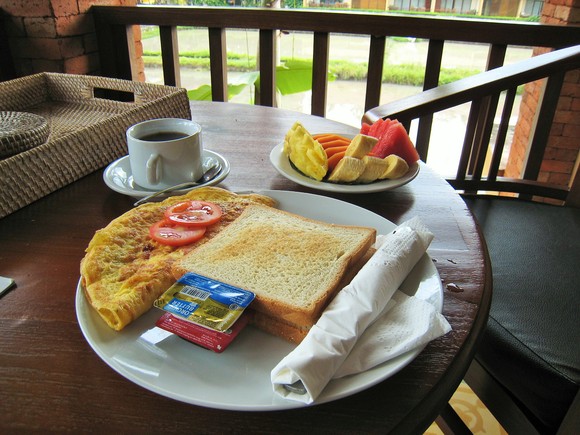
left=103, top=150, right=230, bottom=199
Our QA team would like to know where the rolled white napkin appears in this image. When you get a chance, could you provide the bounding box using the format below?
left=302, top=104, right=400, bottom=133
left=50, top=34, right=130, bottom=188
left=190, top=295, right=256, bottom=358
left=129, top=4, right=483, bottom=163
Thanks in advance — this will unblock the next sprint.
left=271, top=217, right=450, bottom=403
left=334, top=290, right=451, bottom=378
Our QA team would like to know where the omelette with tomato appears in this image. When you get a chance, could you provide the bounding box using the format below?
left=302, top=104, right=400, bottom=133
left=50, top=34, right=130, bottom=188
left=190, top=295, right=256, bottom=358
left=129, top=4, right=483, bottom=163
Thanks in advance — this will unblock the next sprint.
left=80, top=187, right=276, bottom=331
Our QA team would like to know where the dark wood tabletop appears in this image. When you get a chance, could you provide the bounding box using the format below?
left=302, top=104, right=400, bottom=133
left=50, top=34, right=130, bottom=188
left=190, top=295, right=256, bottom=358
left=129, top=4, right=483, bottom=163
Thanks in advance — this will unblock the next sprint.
left=0, top=101, right=491, bottom=434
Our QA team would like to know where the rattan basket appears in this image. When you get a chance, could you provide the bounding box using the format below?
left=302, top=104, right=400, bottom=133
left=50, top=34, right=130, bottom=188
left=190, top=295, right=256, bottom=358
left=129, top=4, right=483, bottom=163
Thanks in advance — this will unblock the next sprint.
left=0, top=73, right=191, bottom=218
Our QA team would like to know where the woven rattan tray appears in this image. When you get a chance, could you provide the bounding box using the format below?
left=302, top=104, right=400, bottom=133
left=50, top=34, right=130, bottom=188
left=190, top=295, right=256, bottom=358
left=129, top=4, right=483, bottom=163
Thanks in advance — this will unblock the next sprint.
left=0, top=73, right=191, bottom=218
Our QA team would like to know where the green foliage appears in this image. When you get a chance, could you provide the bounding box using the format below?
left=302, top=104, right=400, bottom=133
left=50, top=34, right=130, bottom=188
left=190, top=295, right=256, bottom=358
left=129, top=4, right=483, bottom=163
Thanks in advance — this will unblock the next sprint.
left=275, top=59, right=313, bottom=95
left=143, top=48, right=482, bottom=88
left=187, top=85, right=212, bottom=101
left=187, top=71, right=260, bottom=101
left=329, top=60, right=367, bottom=80
left=383, top=63, right=424, bottom=85
left=439, top=67, right=481, bottom=84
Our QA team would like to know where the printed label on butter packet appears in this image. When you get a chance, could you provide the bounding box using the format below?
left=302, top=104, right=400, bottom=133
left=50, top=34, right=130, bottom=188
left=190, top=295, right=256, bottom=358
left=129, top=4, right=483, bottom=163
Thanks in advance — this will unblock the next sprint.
left=154, top=272, right=255, bottom=332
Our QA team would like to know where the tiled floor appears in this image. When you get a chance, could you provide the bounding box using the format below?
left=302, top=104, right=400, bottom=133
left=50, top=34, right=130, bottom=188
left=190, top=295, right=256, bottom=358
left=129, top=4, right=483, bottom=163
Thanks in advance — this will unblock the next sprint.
left=425, top=381, right=508, bottom=435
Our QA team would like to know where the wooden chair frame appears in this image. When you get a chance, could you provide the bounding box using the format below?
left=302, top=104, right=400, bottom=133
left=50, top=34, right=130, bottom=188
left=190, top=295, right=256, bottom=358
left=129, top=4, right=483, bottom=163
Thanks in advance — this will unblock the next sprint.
left=363, top=45, right=580, bottom=434
left=363, top=44, right=580, bottom=206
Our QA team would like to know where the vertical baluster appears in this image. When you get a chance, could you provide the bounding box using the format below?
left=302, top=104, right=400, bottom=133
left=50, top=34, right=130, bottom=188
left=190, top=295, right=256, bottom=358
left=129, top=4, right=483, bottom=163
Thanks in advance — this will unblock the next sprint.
left=488, top=87, right=516, bottom=180
left=159, top=25, right=180, bottom=87
left=523, top=72, right=565, bottom=181
left=208, top=27, right=228, bottom=102
left=312, top=32, right=329, bottom=117
left=365, top=35, right=386, bottom=113
left=95, top=20, right=133, bottom=81
left=468, top=43, right=507, bottom=175
left=457, top=98, right=483, bottom=181
left=472, top=92, right=500, bottom=180
left=258, top=29, right=276, bottom=107
left=416, top=39, right=444, bottom=161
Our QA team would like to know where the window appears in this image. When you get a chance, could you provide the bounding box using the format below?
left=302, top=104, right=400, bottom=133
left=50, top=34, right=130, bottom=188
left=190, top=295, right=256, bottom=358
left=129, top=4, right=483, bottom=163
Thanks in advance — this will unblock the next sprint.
left=390, top=0, right=427, bottom=10
left=522, top=0, right=543, bottom=17
left=438, top=0, right=474, bottom=13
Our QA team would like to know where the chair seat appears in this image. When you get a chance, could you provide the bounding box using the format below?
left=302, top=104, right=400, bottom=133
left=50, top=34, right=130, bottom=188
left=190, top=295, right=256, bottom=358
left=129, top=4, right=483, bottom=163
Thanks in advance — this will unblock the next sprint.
left=463, top=196, right=580, bottom=433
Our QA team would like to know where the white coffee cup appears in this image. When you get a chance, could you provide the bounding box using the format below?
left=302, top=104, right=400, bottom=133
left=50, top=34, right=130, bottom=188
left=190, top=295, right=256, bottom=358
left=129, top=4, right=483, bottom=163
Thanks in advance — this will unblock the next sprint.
left=127, top=118, right=203, bottom=190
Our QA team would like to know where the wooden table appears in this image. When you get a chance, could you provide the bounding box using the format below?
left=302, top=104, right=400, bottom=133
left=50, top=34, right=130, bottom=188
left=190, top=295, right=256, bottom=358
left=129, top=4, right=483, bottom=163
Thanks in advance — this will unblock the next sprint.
left=0, top=101, right=491, bottom=434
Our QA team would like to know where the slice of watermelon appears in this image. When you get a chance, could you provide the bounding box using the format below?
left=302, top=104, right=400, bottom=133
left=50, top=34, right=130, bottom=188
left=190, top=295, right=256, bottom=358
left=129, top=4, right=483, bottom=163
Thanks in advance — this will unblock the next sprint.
left=369, top=121, right=420, bottom=165
left=368, top=118, right=384, bottom=137
left=377, top=118, right=392, bottom=139
left=360, top=123, right=371, bottom=135
left=364, top=118, right=392, bottom=140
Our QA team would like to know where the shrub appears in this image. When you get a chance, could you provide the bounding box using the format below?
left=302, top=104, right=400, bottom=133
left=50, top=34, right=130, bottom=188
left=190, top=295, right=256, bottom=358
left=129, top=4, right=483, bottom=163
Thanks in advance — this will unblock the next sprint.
left=142, top=50, right=482, bottom=86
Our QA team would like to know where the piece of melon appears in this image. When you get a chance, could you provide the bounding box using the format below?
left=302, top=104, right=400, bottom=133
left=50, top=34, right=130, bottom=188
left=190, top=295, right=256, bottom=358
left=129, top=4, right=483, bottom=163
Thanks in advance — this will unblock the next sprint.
left=360, top=122, right=371, bottom=135
left=369, top=121, right=420, bottom=165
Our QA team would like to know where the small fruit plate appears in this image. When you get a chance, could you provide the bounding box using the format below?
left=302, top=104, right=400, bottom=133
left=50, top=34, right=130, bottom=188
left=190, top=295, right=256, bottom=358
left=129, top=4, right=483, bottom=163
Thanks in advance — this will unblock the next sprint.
left=269, top=141, right=420, bottom=194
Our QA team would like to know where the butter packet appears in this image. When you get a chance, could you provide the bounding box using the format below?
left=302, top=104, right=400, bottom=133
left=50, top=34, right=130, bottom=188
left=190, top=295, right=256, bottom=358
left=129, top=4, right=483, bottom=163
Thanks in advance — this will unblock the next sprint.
left=154, top=272, right=255, bottom=332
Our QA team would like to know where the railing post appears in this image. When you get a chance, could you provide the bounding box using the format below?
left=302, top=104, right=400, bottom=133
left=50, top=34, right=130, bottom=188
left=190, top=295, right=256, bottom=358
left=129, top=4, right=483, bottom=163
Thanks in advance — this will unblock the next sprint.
left=159, top=26, right=181, bottom=87
left=93, top=21, right=133, bottom=80
left=258, top=29, right=276, bottom=107
left=365, top=35, right=386, bottom=113
left=208, top=27, right=228, bottom=102
left=416, top=39, right=444, bottom=161
left=311, top=32, right=329, bottom=117
left=523, top=71, right=566, bottom=181
left=488, top=87, right=517, bottom=180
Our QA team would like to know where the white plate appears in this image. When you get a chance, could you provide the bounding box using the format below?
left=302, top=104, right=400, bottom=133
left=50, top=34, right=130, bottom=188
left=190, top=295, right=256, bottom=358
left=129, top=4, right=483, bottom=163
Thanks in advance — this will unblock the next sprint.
left=76, top=190, right=442, bottom=411
left=103, top=150, right=230, bottom=199
left=270, top=140, right=420, bottom=193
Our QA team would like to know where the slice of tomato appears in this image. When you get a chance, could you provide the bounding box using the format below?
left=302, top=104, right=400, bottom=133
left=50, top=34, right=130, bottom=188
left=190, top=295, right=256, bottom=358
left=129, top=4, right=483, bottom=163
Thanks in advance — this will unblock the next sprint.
left=164, top=201, right=223, bottom=227
left=149, top=220, right=206, bottom=246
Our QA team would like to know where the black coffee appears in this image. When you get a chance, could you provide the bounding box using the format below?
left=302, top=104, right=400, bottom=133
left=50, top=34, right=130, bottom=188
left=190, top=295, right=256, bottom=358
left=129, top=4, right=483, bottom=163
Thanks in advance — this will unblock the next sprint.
left=139, top=131, right=189, bottom=141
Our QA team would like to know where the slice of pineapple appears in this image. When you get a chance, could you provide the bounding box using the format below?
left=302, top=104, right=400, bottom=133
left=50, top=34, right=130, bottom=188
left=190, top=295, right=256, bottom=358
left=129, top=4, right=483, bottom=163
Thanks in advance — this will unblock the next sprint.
left=283, top=121, right=328, bottom=181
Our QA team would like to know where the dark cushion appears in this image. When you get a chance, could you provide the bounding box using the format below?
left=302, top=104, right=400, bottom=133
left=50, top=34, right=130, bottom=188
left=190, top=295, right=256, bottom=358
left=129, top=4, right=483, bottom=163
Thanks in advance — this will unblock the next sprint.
left=463, top=196, right=580, bottom=433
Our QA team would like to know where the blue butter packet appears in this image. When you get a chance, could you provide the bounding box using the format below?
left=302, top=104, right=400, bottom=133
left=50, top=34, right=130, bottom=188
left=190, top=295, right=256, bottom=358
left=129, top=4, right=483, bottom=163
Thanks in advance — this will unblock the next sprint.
left=154, top=272, right=255, bottom=332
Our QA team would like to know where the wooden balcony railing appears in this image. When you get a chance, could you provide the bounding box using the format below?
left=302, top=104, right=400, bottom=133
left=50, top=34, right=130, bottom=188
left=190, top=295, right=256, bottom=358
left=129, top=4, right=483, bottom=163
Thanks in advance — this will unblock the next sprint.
left=364, top=44, right=580, bottom=203
left=91, top=6, right=580, bottom=158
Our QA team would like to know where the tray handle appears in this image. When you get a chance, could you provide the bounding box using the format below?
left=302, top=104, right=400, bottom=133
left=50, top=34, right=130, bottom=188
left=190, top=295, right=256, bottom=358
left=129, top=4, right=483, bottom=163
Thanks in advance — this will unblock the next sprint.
left=92, top=86, right=136, bottom=103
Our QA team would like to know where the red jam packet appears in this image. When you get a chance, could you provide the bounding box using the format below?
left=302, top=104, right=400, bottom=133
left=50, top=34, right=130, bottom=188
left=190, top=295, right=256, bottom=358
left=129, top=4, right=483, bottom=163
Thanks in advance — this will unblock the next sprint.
left=155, top=311, right=250, bottom=353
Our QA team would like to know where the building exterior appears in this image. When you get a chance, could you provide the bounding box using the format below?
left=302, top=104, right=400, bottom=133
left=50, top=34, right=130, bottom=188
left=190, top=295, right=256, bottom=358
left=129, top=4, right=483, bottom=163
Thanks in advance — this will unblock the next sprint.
left=345, top=0, right=544, bottom=17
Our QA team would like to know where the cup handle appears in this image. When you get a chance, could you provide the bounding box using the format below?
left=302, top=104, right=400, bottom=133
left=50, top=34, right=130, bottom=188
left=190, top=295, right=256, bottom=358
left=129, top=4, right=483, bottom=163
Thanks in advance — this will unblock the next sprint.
left=146, top=153, right=162, bottom=185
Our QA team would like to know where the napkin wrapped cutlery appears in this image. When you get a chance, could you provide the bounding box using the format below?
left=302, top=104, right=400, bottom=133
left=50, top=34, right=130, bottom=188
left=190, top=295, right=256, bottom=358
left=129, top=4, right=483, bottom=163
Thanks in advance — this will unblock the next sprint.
left=271, top=217, right=451, bottom=403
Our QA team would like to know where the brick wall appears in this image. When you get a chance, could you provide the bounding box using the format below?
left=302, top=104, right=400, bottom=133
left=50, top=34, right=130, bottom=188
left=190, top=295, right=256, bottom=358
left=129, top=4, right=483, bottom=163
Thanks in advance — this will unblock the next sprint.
left=504, top=0, right=580, bottom=191
left=1, top=0, right=144, bottom=79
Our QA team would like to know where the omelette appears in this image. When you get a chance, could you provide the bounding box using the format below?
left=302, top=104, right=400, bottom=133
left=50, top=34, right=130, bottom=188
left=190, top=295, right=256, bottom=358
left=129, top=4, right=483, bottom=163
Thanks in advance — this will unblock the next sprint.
left=80, top=187, right=276, bottom=331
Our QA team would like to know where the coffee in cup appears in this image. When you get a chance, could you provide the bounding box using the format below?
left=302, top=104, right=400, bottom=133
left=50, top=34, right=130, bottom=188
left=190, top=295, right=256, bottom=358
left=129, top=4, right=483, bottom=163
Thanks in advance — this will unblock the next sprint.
left=127, top=118, right=203, bottom=190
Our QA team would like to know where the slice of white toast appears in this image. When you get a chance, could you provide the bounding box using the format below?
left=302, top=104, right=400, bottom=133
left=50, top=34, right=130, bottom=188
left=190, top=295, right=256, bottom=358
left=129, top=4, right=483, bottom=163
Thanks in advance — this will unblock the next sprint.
left=173, top=204, right=376, bottom=328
